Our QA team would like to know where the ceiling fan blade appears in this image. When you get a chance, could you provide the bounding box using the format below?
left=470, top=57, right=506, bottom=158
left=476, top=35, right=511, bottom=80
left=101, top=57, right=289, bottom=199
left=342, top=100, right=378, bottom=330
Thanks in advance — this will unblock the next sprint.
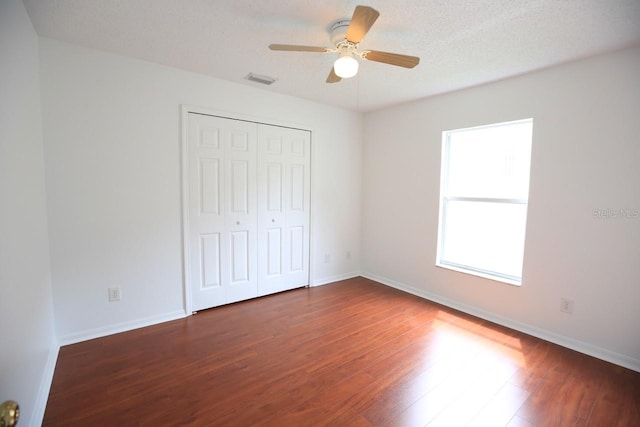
left=326, top=67, right=342, bottom=83
left=269, top=44, right=330, bottom=53
left=345, top=5, right=380, bottom=44
left=363, top=50, right=420, bottom=68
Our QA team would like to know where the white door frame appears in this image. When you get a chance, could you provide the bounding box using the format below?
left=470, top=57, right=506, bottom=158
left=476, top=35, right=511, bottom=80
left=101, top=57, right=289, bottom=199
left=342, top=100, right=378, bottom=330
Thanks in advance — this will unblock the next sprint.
left=180, top=104, right=314, bottom=315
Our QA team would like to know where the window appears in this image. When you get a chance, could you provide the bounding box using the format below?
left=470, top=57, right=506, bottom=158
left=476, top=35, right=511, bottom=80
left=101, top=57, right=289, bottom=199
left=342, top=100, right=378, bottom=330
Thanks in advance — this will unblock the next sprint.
left=436, top=119, right=533, bottom=285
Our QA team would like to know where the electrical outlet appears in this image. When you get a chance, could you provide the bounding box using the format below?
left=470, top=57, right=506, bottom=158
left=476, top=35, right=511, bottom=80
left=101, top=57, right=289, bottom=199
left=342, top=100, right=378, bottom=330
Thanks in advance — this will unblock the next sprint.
left=108, top=287, right=121, bottom=302
left=560, top=297, right=574, bottom=314
left=324, top=253, right=330, bottom=263
left=347, top=251, right=351, bottom=260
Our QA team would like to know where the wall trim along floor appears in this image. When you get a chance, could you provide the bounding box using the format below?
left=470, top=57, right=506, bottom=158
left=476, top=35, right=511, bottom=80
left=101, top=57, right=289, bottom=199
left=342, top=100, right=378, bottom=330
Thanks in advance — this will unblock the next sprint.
left=57, top=310, right=186, bottom=346
left=362, top=272, right=640, bottom=373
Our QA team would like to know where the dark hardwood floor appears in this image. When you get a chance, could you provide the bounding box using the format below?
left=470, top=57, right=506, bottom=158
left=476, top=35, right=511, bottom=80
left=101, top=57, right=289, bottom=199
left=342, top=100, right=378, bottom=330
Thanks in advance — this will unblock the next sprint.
left=44, top=277, right=640, bottom=426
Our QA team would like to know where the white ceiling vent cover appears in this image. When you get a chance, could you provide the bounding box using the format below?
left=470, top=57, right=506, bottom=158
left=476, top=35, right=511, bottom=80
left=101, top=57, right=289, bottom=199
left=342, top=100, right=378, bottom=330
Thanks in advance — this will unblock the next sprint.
left=245, top=73, right=277, bottom=85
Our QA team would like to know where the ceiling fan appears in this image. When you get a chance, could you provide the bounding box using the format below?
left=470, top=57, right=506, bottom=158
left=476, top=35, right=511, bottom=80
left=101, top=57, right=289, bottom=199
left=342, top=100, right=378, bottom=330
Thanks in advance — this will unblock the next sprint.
left=269, top=5, right=420, bottom=83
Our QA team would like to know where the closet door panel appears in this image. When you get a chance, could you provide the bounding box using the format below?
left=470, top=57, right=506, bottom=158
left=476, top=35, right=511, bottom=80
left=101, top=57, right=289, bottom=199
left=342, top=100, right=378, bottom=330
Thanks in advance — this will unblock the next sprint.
left=188, top=114, right=257, bottom=310
left=257, top=125, right=311, bottom=296
left=224, top=119, right=258, bottom=304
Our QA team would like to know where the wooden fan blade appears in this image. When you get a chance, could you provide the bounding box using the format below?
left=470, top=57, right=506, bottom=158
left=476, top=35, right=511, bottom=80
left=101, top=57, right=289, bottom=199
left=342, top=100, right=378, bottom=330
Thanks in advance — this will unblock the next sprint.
left=363, top=50, right=420, bottom=68
left=269, top=44, right=330, bottom=53
left=345, top=5, right=380, bottom=44
left=326, top=67, right=342, bottom=83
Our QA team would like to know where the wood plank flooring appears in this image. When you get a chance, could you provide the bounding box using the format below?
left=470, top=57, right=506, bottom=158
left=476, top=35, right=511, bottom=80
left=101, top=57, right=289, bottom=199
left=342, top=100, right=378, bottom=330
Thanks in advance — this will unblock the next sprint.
left=44, top=277, right=640, bottom=426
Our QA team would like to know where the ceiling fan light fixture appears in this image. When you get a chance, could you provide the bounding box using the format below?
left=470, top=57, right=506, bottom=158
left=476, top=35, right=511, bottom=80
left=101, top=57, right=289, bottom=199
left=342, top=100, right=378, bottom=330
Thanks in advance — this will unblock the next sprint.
left=268, top=6, right=419, bottom=84
left=333, top=53, right=359, bottom=78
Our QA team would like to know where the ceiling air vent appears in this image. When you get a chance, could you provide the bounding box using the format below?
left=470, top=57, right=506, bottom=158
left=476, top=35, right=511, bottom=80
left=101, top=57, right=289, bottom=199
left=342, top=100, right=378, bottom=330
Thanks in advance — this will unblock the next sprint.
left=245, top=73, right=277, bottom=85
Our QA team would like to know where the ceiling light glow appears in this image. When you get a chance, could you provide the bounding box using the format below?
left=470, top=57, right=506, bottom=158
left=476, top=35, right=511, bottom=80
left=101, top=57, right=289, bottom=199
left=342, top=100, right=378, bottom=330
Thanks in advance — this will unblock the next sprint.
left=334, top=53, right=359, bottom=78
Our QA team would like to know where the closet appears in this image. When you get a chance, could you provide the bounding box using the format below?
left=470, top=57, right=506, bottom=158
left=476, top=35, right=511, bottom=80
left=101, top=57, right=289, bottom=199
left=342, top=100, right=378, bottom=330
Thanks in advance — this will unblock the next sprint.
left=185, top=112, right=311, bottom=311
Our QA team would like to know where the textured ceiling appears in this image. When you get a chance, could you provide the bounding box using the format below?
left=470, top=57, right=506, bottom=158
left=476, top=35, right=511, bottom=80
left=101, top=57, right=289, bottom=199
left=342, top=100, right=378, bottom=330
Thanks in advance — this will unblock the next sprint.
left=23, top=0, right=640, bottom=112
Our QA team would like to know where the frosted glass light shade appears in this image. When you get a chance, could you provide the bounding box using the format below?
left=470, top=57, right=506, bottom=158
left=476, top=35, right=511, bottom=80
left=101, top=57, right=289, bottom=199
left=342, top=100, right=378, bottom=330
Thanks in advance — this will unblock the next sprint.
left=334, top=54, right=359, bottom=78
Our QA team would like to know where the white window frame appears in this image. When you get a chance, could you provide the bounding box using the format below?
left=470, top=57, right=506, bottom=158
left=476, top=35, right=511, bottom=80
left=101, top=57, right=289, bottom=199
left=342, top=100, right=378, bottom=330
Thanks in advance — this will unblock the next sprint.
left=436, top=118, right=533, bottom=286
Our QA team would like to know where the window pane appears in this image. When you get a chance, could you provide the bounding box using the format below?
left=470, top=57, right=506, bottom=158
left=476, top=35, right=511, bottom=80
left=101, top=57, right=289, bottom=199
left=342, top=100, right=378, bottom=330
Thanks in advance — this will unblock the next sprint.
left=447, top=121, right=532, bottom=199
left=441, top=200, right=527, bottom=279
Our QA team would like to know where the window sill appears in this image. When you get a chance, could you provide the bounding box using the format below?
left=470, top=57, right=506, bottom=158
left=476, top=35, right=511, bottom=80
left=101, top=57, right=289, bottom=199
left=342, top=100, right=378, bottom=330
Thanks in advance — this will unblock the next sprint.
left=436, top=262, right=522, bottom=287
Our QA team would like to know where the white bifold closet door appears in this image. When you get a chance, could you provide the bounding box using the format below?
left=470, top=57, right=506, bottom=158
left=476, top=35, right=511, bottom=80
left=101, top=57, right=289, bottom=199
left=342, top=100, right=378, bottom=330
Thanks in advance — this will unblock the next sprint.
left=257, top=124, right=311, bottom=296
left=187, top=113, right=310, bottom=312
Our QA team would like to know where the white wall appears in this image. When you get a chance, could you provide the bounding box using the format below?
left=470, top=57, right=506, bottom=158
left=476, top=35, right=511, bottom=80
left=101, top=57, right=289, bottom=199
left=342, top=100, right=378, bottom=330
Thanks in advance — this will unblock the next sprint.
left=39, top=38, right=362, bottom=343
left=362, top=47, right=640, bottom=370
left=0, top=1, right=58, bottom=425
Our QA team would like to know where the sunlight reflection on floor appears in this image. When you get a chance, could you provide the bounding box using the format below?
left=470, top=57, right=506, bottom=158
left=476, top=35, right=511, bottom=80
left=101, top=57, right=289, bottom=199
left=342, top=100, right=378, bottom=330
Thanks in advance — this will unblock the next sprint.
left=395, top=310, right=531, bottom=426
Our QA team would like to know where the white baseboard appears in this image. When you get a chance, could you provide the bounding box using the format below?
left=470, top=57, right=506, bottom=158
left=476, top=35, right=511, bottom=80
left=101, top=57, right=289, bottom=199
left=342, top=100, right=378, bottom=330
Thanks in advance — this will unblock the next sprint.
left=57, top=310, right=187, bottom=346
left=311, top=272, right=360, bottom=287
left=31, top=337, right=60, bottom=427
left=362, top=272, right=640, bottom=373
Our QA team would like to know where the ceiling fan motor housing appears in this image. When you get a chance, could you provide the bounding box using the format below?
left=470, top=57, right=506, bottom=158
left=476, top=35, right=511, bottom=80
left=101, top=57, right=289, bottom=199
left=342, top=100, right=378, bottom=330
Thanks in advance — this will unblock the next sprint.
left=330, top=20, right=351, bottom=46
